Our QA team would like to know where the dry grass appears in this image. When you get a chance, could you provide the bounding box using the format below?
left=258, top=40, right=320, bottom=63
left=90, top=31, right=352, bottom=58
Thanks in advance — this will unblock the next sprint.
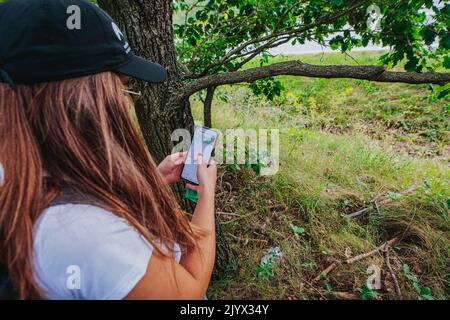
left=189, top=52, right=449, bottom=300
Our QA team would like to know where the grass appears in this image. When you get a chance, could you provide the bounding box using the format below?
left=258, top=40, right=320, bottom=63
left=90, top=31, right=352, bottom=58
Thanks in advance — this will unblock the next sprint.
left=189, top=52, right=449, bottom=300
left=244, top=52, right=450, bottom=159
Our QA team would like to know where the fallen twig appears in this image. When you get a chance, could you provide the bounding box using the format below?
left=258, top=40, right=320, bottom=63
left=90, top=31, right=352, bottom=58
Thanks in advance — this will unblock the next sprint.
left=384, top=245, right=403, bottom=300
left=217, top=211, right=241, bottom=217
left=314, top=261, right=341, bottom=282
left=345, top=237, right=399, bottom=264
left=347, top=206, right=373, bottom=218
left=225, top=232, right=268, bottom=244
left=347, top=185, right=420, bottom=218
left=314, top=237, right=400, bottom=281
left=221, top=211, right=256, bottom=224
left=330, top=291, right=358, bottom=300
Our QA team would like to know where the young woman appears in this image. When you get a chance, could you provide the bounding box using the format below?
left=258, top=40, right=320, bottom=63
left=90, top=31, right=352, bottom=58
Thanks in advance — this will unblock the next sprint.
left=0, top=0, right=217, bottom=300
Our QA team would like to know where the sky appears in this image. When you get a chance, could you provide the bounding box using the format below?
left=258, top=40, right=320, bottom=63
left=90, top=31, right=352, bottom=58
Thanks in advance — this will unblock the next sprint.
left=269, top=1, right=440, bottom=55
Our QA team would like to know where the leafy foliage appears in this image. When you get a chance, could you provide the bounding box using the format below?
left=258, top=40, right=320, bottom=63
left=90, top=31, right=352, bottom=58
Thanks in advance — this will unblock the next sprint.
left=248, top=77, right=284, bottom=101
left=174, top=0, right=449, bottom=89
left=357, top=284, right=379, bottom=300
left=288, top=222, right=306, bottom=238
left=224, top=141, right=269, bottom=175
left=403, top=264, right=434, bottom=300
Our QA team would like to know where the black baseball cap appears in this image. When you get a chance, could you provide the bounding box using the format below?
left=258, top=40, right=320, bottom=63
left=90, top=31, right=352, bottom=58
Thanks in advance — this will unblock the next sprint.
left=0, top=0, right=167, bottom=89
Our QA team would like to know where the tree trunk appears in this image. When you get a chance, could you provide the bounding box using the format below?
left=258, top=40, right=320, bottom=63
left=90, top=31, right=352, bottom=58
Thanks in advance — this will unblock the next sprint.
left=204, top=86, right=216, bottom=128
left=98, top=0, right=194, bottom=165
left=98, top=0, right=235, bottom=279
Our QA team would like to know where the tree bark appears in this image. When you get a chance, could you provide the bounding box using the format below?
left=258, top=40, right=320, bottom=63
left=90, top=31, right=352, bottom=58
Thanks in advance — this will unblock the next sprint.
left=180, top=61, right=450, bottom=99
left=204, top=86, right=216, bottom=128
left=98, top=0, right=194, bottom=165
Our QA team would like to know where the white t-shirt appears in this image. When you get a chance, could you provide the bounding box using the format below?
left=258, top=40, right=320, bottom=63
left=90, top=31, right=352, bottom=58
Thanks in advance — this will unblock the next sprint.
left=33, top=203, right=181, bottom=300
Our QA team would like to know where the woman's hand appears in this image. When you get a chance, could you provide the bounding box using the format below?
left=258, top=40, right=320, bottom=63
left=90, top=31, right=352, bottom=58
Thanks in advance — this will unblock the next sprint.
left=128, top=153, right=217, bottom=301
left=187, top=154, right=217, bottom=199
left=157, top=151, right=187, bottom=184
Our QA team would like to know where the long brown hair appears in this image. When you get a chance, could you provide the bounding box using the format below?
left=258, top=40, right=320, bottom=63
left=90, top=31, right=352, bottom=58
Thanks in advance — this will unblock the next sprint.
left=0, top=72, right=200, bottom=299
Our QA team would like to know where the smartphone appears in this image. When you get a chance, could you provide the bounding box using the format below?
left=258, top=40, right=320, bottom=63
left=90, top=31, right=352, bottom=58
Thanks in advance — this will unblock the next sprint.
left=181, top=126, right=219, bottom=185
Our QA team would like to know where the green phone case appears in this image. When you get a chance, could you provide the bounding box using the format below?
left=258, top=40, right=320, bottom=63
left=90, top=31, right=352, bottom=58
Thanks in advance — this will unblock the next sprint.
left=185, top=188, right=199, bottom=203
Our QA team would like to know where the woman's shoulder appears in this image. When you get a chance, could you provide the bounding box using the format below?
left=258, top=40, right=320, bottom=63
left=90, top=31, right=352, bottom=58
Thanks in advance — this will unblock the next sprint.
left=36, top=203, right=127, bottom=236
left=34, top=203, right=151, bottom=255
left=33, top=203, right=154, bottom=300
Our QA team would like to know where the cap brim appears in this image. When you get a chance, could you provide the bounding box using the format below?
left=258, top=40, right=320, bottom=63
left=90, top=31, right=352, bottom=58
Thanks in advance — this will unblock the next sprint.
left=115, top=55, right=167, bottom=83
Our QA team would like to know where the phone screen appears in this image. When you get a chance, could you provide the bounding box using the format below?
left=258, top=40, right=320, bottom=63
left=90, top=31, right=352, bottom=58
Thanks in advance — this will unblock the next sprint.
left=181, top=126, right=219, bottom=185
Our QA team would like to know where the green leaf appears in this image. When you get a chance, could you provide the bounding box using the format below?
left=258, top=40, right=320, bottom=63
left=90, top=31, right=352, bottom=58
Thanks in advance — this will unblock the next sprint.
left=324, top=284, right=333, bottom=292
left=387, top=192, right=402, bottom=200
left=412, top=282, right=421, bottom=293
left=405, top=56, right=420, bottom=72
left=357, top=284, right=378, bottom=300
left=331, top=0, right=343, bottom=6
left=420, top=28, right=436, bottom=45
left=218, top=92, right=231, bottom=103
left=403, top=264, right=411, bottom=274
left=420, top=287, right=432, bottom=296
left=437, top=88, right=450, bottom=99
left=443, top=56, right=450, bottom=69
left=440, top=33, right=450, bottom=50
left=289, top=223, right=306, bottom=235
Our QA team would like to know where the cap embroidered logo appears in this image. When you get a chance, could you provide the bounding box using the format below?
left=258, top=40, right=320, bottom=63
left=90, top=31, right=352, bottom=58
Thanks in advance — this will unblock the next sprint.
left=112, top=22, right=131, bottom=54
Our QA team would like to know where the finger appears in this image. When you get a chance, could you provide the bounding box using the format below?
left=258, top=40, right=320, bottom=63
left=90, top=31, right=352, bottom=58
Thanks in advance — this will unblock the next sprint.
left=186, top=183, right=199, bottom=191
left=208, top=159, right=217, bottom=169
left=208, top=159, right=216, bottom=167
left=208, top=160, right=217, bottom=174
left=180, top=151, right=188, bottom=157
left=174, top=151, right=187, bottom=159
left=174, top=166, right=183, bottom=177
left=171, top=151, right=186, bottom=161
left=197, top=154, right=206, bottom=167
left=168, top=153, right=178, bottom=163
left=174, top=156, right=186, bottom=166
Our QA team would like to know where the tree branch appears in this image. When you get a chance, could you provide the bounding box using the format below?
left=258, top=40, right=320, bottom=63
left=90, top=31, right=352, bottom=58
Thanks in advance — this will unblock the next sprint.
left=193, top=0, right=371, bottom=76
left=273, top=0, right=307, bottom=32
left=184, top=12, right=258, bottom=67
left=179, top=60, right=450, bottom=100
left=179, top=0, right=203, bottom=56
left=230, top=28, right=356, bottom=73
